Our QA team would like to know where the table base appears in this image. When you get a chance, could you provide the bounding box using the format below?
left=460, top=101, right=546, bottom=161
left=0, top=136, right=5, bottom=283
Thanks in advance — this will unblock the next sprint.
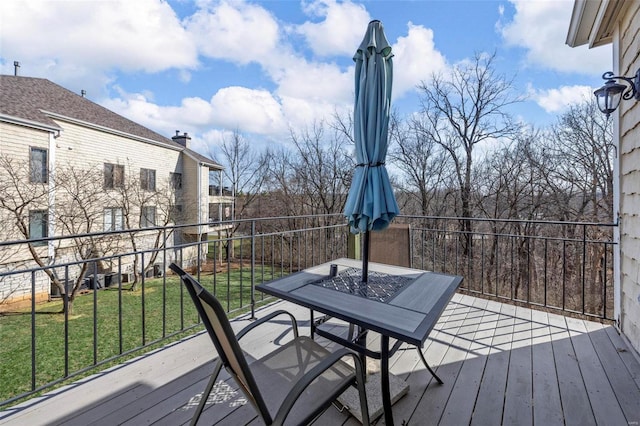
left=338, top=372, right=409, bottom=424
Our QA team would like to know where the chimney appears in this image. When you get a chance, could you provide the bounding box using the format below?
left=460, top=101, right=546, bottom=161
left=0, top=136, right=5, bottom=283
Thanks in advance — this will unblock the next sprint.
left=172, top=130, right=191, bottom=149
left=81, top=90, right=86, bottom=97
left=13, top=61, right=20, bottom=76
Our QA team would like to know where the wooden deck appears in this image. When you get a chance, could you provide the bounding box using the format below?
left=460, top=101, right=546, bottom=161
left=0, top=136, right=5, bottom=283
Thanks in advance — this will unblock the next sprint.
left=1, top=294, right=639, bottom=425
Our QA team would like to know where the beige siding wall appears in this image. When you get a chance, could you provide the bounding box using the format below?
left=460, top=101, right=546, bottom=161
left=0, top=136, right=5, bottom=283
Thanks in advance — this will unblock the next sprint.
left=0, top=118, right=209, bottom=305
left=0, top=123, right=54, bottom=301
left=181, top=155, right=200, bottom=227
left=0, top=121, right=50, bottom=157
left=618, top=2, right=640, bottom=354
left=54, top=120, right=183, bottom=192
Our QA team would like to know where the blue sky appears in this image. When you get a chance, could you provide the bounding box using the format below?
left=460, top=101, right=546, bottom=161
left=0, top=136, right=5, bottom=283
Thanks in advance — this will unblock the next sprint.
left=0, top=0, right=611, bottom=156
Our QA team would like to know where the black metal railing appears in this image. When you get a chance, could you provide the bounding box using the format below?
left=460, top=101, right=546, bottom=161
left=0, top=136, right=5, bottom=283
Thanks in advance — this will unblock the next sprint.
left=0, top=214, right=348, bottom=408
left=0, top=214, right=616, bottom=408
left=394, top=216, right=617, bottom=321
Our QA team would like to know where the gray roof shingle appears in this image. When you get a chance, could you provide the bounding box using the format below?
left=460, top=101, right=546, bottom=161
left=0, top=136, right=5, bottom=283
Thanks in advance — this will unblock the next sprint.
left=0, top=75, right=220, bottom=167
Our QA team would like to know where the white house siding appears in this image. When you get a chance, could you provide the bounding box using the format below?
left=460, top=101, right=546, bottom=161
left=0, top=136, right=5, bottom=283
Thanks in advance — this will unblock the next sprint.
left=0, top=123, right=54, bottom=302
left=53, top=119, right=183, bottom=187
left=0, top=117, right=207, bottom=305
left=618, top=2, right=640, bottom=354
left=0, top=121, right=50, bottom=158
left=0, top=121, right=51, bottom=243
left=181, top=155, right=200, bottom=230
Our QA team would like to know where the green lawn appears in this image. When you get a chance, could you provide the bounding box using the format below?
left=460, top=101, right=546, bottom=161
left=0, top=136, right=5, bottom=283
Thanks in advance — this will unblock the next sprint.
left=0, top=266, right=278, bottom=406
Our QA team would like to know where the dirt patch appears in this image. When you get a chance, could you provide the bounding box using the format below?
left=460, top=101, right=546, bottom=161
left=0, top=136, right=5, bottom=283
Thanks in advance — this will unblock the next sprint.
left=187, top=260, right=245, bottom=275
left=0, top=293, right=50, bottom=313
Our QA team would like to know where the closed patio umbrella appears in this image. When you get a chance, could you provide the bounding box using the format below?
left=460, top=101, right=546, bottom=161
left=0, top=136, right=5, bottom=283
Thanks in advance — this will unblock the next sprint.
left=344, top=20, right=399, bottom=282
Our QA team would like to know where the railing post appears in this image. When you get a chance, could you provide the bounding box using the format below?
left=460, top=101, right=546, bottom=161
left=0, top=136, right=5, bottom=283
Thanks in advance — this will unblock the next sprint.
left=30, top=271, right=36, bottom=392
left=250, top=220, right=256, bottom=320
left=582, top=224, right=587, bottom=315
left=347, top=232, right=360, bottom=260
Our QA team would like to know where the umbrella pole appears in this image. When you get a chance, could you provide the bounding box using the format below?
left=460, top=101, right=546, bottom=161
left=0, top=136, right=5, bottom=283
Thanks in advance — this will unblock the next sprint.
left=362, top=230, right=370, bottom=283
left=359, top=230, right=370, bottom=373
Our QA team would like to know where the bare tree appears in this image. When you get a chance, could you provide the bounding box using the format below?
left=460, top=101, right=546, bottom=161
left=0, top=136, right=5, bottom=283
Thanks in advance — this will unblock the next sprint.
left=288, top=122, right=353, bottom=216
left=545, top=99, right=614, bottom=221
left=415, top=52, right=522, bottom=255
left=0, top=157, right=118, bottom=313
left=210, top=129, right=270, bottom=221
left=389, top=111, right=452, bottom=216
left=110, top=165, right=177, bottom=290
left=54, top=165, right=123, bottom=311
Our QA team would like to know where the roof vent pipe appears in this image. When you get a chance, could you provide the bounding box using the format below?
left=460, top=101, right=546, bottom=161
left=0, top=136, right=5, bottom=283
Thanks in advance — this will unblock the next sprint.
left=13, top=61, right=20, bottom=76
left=81, top=90, right=86, bottom=97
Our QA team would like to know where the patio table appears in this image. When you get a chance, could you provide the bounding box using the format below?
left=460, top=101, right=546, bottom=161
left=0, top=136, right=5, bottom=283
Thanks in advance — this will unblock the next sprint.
left=256, top=258, right=463, bottom=425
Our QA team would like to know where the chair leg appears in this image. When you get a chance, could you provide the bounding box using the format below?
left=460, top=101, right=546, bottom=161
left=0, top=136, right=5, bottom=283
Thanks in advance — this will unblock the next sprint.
left=191, top=360, right=223, bottom=426
left=416, top=346, right=443, bottom=384
left=353, top=356, right=370, bottom=426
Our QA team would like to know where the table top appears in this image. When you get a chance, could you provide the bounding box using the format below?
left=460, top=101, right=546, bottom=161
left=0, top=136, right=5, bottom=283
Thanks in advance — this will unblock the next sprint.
left=256, top=258, right=463, bottom=346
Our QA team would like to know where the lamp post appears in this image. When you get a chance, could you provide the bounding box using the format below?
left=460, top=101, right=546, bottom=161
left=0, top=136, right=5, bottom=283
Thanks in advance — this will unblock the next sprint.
left=594, top=69, right=640, bottom=117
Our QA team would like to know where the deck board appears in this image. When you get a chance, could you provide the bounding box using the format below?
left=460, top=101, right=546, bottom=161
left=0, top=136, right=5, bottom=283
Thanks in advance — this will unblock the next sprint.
left=1, top=295, right=639, bottom=426
left=530, top=309, right=563, bottom=426
left=439, top=297, right=490, bottom=426
left=548, top=313, right=597, bottom=426
left=408, top=294, right=482, bottom=424
left=584, top=321, right=640, bottom=422
left=567, top=317, right=629, bottom=426
left=503, top=305, right=533, bottom=425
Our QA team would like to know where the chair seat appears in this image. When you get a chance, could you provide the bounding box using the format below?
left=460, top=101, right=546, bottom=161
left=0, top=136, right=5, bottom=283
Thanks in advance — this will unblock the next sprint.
left=248, top=336, right=355, bottom=425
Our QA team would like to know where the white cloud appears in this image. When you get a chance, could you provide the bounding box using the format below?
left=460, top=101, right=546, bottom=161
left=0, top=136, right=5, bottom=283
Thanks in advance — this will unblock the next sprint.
left=101, top=89, right=214, bottom=137
left=500, top=0, right=610, bottom=74
left=531, top=84, right=594, bottom=113
left=186, top=0, right=280, bottom=65
left=296, top=0, right=370, bottom=57
left=102, top=85, right=287, bottom=138
left=195, top=128, right=235, bottom=159
left=275, top=59, right=352, bottom=105
left=210, top=86, right=287, bottom=135
left=392, top=22, right=447, bottom=98
left=0, top=0, right=197, bottom=90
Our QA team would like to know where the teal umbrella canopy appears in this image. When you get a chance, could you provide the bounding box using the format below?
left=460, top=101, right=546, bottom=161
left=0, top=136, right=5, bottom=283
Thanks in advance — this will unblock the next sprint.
left=344, top=20, right=399, bottom=234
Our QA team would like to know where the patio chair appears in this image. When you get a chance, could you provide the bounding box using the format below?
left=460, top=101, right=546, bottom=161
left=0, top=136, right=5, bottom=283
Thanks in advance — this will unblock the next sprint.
left=169, top=263, right=370, bottom=426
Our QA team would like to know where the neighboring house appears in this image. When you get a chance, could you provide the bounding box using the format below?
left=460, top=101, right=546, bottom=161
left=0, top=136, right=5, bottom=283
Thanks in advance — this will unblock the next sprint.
left=0, top=75, right=229, bottom=304
left=567, top=1, right=640, bottom=355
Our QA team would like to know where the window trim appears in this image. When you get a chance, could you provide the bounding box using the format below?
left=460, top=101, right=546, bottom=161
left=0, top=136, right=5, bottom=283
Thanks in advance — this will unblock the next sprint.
left=104, top=207, right=124, bottom=231
left=29, top=147, right=48, bottom=183
left=29, top=209, right=48, bottom=246
left=104, top=163, right=124, bottom=189
left=140, top=168, right=156, bottom=191
left=170, top=172, right=182, bottom=190
left=140, top=205, right=156, bottom=228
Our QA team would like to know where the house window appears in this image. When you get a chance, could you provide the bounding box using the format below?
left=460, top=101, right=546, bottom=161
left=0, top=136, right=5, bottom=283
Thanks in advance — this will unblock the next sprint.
left=30, top=147, right=48, bottom=183
left=170, top=204, right=183, bottom=222
left=209, top=202, right=233, bottom=222
left=170, top=172, right=182, bottom=190
left=140, top=206, right=156, bottom=228
left=104, top=207, right=124, bottom=231
left=140, top=168, right=156, bottom=191
left=29, top=210, right=48, bottom=246
left=104, top=163, right=124, bottom=189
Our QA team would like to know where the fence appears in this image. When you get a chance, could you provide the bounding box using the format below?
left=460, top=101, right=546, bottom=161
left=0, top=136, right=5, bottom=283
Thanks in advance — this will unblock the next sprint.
left=395, top=216, right=616, bottom=320
left=0, top=214, right=616, bottom=407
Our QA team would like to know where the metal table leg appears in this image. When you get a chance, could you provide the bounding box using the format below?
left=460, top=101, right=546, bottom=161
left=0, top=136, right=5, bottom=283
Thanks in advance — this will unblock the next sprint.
left=381, top=335, right=394, bottom=426
left=417, top=346, right=444, bottom=384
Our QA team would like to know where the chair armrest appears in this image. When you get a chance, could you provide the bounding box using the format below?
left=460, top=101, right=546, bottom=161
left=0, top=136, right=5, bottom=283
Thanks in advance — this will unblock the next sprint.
left=273, top=348, right=366, bottom=425
left=236, top=309, right=299, bottom=341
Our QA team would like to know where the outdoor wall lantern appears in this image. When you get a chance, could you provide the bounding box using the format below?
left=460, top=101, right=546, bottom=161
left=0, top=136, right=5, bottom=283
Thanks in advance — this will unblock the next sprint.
left=594, top=68, right=640, bottom=117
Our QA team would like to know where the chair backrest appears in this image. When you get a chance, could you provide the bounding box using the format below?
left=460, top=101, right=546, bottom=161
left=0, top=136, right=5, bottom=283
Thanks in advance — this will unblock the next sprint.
left=169, top=263, right=272, bottom=423
left=370, top=223, right=412, bottom=267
